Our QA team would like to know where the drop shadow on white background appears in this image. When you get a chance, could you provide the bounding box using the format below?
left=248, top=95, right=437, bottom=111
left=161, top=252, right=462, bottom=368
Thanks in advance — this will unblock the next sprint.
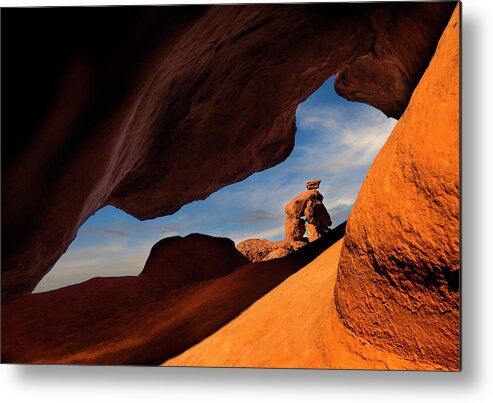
left=3, top=5, right=486, bottom=399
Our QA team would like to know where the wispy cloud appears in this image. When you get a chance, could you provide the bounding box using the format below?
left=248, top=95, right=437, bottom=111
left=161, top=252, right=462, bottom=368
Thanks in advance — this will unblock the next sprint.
left=298, top=105, right=345, bottom=131
left=81, top=227, right=131, bottom=237
left=234, top=210, right=279, bottom=224
left=292, top=105, right=396, bottom=175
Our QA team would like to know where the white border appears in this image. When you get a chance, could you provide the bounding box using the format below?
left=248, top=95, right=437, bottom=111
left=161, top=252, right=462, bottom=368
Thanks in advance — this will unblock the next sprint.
left=1, top=0, right=492, bottom=402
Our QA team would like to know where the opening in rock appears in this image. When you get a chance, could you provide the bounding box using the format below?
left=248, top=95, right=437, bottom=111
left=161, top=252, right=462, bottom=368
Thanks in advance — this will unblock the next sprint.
left=35, top=76, right=396, bottom=293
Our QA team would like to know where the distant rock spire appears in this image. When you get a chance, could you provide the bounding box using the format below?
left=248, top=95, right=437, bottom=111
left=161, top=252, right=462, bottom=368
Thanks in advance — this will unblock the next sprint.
left=284, top=180, right=332, bottom=242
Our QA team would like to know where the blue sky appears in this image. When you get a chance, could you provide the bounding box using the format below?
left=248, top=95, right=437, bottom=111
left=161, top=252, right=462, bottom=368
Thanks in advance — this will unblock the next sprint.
left=35, top=77, right=396, bottom=292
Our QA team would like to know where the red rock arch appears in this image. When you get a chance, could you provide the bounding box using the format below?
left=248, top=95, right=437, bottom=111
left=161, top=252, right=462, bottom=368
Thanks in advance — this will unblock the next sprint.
left=2, top=3, right=455, bottom=301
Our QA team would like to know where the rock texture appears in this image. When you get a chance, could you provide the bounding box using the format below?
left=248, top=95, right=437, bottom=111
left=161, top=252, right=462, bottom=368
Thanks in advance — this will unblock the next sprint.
left=2, top=228, right=345, bottom=365
left=305, top=200, right=332, bottom=241
left=1, top=3, right=456, bottom=300
left=236, top=239, right=307, bottom=263
left=285, top=217, right=307, bottom=242
left=284, top=181, right=332, bottom=242
left=334, top=5, right=460, bottom=371
left=263, top=248, right=291, bottom=261
left=306, top=223, right=324, bottom=243
left=164, top=239, right=437, bottom=370
left=305, top=179, right=321, bottom=190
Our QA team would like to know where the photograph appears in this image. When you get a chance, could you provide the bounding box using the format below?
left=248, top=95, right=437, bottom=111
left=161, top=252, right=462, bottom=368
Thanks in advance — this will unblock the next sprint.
left=1, top=1, right=460, bottom=371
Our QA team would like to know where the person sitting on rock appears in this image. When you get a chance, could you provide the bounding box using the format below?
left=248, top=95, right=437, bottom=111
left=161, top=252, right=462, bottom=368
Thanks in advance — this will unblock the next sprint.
left=284, top=179, right=332, bottom=242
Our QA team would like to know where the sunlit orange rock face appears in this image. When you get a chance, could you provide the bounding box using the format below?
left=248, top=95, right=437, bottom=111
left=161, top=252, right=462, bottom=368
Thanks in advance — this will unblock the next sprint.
left=1, top=3, right=455, bottom=300
left=164, top=240, right=435, bottom=370
left=334, top=6, right=460, bottom=371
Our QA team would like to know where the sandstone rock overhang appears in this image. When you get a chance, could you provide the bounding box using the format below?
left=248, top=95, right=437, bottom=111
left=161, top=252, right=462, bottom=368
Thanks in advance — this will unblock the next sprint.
left=1, top=3, right=457, bottom=300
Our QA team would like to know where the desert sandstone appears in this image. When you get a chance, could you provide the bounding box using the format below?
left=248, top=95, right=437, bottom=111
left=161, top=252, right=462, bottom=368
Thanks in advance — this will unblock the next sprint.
left=1, top=3, right=459, bottom=370
left=165, top=5, right=460, bottom=370
left=335, top=4, right=460, bottom=370
left=165, top=240, right=434, bottom=370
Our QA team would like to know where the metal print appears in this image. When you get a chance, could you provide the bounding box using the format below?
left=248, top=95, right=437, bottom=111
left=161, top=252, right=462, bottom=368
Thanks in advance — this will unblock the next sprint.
left=1, top=1, right=460, bottom=370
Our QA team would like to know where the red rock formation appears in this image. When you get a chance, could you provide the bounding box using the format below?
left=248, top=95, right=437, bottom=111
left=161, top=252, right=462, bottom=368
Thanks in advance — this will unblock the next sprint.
left=236, top=238, right=307, bottom=263
left=263, top=248, right=291, bottom=261
left=284, top=181, right=332, bottom=242
left=141, top=234, right=249, bottom=289
left=284, top=190, right=322, bottom=218
left=1, top=227, right=345, bottom=365
left=285, top=217, right=306, bottom=242
left=304, top=199, right=332, bottom=241
left=1, top=3, right=456, bottom=300
left=305, top=180, right=321, bottom=190
left=236, top=239, right=272, bottom=262
left=306, top=223, right=322, bottom=243
left=164, top=240, right=437, bottom=370
left=334, top=5, right=460, bottom=371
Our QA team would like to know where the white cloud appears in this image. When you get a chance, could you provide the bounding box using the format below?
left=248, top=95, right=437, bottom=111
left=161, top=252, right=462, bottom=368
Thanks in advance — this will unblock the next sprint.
left=297, top=105, right=345, bottom=131
left=292, top=109, right=396, bottom=175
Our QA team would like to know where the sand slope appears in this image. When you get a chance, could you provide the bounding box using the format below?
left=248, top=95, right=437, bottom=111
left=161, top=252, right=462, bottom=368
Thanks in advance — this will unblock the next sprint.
left=164, top=239, right=439, bottom=370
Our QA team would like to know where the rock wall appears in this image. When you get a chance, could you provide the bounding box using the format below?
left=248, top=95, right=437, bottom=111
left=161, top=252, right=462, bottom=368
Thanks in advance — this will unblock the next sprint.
left=334, top=5, right=460, bottom=370
left=1, top=3, right=455, bottom=299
